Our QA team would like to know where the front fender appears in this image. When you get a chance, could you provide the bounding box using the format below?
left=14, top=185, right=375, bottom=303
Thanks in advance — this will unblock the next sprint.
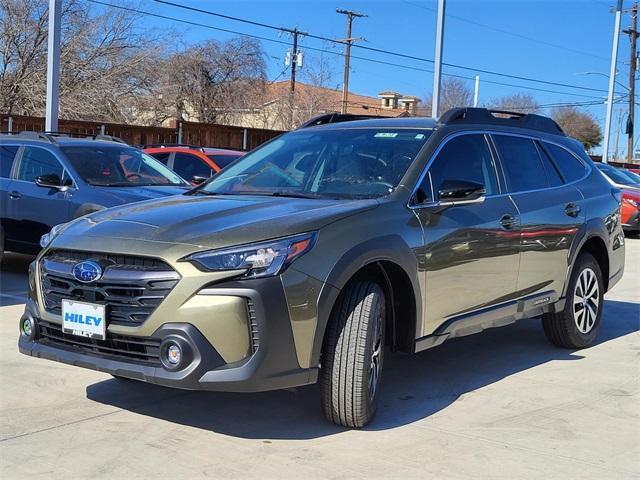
left=307, top=235, right=422, bottom=369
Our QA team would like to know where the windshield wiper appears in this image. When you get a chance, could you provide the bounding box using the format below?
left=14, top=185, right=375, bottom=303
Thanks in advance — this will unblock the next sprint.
left=268, top=191, right=325, bottom=199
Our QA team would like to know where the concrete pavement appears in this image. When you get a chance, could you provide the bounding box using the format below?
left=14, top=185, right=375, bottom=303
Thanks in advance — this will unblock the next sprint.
left=0, top=241, right=638, bottom=479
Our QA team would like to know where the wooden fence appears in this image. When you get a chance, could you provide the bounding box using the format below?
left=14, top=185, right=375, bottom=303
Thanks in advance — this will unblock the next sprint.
left=0, top=115, right=284, bottom=151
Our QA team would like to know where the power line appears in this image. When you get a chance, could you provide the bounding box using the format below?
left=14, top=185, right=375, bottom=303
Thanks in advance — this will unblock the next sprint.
left=146, top=0, right=609, bottom=95
left=88, top=0, right=608, bottom=100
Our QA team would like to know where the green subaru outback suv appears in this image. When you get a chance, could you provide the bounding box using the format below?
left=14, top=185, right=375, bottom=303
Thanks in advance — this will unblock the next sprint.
left=19, top=109, right=625, bottom=427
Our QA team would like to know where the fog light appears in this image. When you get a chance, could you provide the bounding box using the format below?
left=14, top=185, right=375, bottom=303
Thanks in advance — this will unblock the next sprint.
left=167, top=343, right=181, bottom=365
left=20, top=316, right=37, bottom=341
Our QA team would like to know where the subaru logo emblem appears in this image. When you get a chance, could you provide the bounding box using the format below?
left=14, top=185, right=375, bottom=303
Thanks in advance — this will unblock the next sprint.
left=72, top=261, right=103, bottom=283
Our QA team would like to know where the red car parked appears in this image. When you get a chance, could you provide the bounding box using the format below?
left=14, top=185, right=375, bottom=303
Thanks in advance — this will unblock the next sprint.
left=621, top=189, right=640, bottom=234
left=143, top=145, right=244, bottom=184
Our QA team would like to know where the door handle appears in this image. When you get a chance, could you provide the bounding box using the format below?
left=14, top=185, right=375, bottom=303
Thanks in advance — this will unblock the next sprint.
left=8, top=191, right=21, bottom=199
left=499, top=214, right=517, bottom=230
left=565, top=203, right=581, bottom=218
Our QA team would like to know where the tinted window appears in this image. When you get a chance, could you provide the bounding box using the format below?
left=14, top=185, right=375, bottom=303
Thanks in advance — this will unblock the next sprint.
left=150, top=152, right=171, bottom=165
left=202, top=129, right=431, bottom=199
left=173, top=153, right=212, bottom=180
left=62, top=146, right=185, bottom=186
left=420, top=134, right=498, bottom=202
left=536, top=143, right=563, bottom=187
left=494, top=135, right=548, bottom=192
left=17, top=147, right=63, bottom=182
left=0, top=145, right=19, bottom=178
left=544, top=143, right=586, bottom=183
left=207, top=154, right=242, bottom=169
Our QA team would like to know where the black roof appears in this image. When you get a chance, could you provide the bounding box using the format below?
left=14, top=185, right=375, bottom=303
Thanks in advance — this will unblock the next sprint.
left=299, top=116, right=437, bottom=130
left=297, top=108, right=565, bottom=136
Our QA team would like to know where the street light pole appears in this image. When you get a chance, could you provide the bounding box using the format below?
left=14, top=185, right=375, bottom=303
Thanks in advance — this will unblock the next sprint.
left=602, top=0, right=624, bottom=164
left=45, top=0, right=62, bottom=132
left=431, top=0, right=446, bottom=119
left=473, top=75, right=480, bottom=107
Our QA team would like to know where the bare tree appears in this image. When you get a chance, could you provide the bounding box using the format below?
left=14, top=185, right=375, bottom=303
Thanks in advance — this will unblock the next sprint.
left=1, top=0, right=167, bottom=123
left=487, top=93, right=540, bottom=114
left=551, top=106, right=602, bottom=151
left=157, top=37, right=267, bottom=125
left=423, top=77, right=473, bottom=116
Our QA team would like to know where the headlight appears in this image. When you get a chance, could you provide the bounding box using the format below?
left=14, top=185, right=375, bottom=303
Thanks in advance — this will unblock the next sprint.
left=184, top=232, right=317, bottom=278
left=39, top=223, right=68, bottom=248
left=623, top=197, right=639, bottom=208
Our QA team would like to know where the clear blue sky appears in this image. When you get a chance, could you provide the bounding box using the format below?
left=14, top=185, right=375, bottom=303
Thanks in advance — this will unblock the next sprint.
left=131, top=0, right=634, bottom=154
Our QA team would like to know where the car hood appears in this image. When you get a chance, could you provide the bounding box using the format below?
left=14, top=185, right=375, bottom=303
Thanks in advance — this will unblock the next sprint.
left=60, top=194, right=379, bottom=249
left=96, top=185, right=189, bottom=203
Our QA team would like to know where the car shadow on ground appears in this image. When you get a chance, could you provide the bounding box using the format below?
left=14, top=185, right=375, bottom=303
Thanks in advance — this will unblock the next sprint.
left=87, top=299, right=639, bottom=440
left=0, top=253, right=34, bottom=307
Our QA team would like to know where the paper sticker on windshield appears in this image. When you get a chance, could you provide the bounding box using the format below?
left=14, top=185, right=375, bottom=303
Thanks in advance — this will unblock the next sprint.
left=374, top=132, right=398, bottom=138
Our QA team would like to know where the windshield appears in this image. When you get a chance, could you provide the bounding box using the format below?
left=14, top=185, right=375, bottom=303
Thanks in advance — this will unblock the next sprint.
left=199, top=128, right=431, bottom=199
left=62, top=146, right=187, bottom=187
left=597, top=164, right=640, bottom=187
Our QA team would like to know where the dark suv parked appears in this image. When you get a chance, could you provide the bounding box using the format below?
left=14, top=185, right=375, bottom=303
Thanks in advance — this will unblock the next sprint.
left=0, top=133, right=189, bottom=255
left=18, top=109, right=625, bottom=428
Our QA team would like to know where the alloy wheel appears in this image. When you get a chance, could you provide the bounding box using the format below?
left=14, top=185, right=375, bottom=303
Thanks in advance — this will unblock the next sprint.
left=573, top=267, right=600, bottom=334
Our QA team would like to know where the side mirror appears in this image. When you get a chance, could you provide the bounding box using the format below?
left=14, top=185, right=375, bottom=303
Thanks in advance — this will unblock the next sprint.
left=191, top=176, right=208, bottom=185
left=35, top=174, right=63, bottom=189
left=438, top=180, right=485, bottom=203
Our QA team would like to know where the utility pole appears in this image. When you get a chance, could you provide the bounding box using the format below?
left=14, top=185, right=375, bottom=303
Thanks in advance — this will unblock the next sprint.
left=603, top=0, right=624, bottom=164
left=431, top=0, right=446, bottom=118
left=623, top=2, right=638, bottom=162
left=337, top=9, right=366, bottom=114
left=286, top=28, right=305, bottom=129
left=473, top=75, right=480, bottom=107
left=45, top=0, right=62, bottom=132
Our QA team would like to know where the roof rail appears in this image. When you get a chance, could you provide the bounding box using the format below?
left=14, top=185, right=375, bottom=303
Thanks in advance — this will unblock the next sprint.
left=438, top=108, right=565, bottom=136
left=12, top=131, right=59, bottom=143
left=297, top=113, right=388, bottom=129
left=92, top=134, right=128, bottom=144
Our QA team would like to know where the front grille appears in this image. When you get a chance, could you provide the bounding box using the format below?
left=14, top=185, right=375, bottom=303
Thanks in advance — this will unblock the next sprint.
left=40, top=250, right=180, bottom=326
left=38, top=320, right=161, bottom=365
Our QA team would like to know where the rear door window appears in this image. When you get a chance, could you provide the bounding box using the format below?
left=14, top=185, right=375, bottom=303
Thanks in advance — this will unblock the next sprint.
left=0, top=145, right=19, bottom=178
left=173, top=153, right=213, bottom=180
left=493, top=135, right=549, bottom=192
left=543, top=143, right=587, bottom=183
left=536, top=142, right=564, bottom=187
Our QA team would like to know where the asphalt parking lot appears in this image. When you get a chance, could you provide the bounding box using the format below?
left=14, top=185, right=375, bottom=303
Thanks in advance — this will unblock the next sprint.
left=0, top=241, right=638, bottom=480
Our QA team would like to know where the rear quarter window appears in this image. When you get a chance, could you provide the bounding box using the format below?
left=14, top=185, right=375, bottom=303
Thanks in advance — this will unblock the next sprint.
left=543, top=143, right=587, bottom=183
left=0, top=145, right=19, bottom=178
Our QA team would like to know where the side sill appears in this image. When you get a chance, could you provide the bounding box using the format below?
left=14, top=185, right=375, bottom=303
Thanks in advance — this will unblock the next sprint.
left=414, top=290, right=557, bottom=353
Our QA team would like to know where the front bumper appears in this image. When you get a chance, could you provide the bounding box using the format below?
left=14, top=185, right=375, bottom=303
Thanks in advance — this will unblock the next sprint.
left=19, top=275, right=319, bottom=392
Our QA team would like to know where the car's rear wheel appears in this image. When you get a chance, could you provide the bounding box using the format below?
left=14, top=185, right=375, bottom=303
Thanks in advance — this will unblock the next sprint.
left=319, top=280, right=386, bottom=428
left=542, top=253, right=603, bottom=349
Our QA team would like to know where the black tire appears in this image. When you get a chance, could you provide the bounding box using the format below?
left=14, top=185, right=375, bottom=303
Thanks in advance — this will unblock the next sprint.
left=542, top=253, right=604, bottom=349
left=320, top=280, right=386, bottom=428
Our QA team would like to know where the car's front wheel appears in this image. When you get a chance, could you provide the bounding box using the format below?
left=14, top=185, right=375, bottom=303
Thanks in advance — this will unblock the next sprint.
left=542, top=253, right=603, bottom=349
left=320, top=280, right=386, bottom=428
